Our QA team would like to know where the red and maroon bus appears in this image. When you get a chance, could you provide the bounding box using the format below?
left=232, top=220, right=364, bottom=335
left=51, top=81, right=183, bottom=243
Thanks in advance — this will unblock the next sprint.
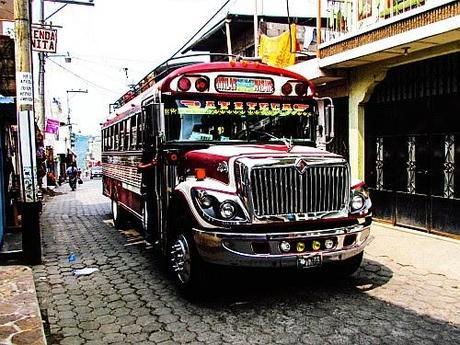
left=101, top=60, right=372, bottom=292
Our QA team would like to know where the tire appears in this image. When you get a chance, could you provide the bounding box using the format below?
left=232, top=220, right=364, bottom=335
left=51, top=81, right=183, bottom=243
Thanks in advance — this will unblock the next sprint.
left=141, top=200, right=154, bottom=243
left=167, top=213, right=208, bottom=298
left=326, top=251, right=364, bottom=278
left=111, top=198, right=125, bottom=228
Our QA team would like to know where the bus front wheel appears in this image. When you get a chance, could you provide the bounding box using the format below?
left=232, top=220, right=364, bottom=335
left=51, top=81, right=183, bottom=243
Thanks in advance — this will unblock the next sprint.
left=167, top=215, right=207, bottom=297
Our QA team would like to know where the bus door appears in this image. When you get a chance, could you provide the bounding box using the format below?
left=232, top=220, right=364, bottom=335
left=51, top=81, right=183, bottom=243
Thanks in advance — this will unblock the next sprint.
left=140, top=99, right=166, bottom=245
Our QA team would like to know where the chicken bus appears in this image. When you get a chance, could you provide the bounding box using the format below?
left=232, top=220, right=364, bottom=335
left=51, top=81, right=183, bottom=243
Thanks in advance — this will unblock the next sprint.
left=101, top=59, right=372, bottom=293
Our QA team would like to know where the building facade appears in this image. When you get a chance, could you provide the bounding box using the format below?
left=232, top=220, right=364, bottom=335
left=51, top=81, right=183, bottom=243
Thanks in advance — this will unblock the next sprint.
left=313, top=0, right=460, bottom=236
left=183, top=0, right=460, bottom=236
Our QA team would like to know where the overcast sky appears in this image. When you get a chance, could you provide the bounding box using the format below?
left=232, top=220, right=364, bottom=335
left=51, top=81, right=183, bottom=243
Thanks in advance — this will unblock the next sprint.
left=38, top=0, right=229, bottom=135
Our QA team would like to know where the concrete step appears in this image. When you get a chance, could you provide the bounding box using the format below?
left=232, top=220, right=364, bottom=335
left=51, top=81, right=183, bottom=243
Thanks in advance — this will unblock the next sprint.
left=0, top=266, right=46, bottom=345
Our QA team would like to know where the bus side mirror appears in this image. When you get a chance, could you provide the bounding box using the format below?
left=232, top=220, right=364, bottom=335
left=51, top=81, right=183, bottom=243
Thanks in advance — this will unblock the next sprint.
left=315, top=97, right=335, bottom=150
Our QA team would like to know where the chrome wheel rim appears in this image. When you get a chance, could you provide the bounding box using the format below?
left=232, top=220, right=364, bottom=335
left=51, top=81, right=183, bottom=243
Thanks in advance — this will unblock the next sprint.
left=112, top=199, right=118, bottom=221
left=142, top=202, right=148, bottom=231
left=170, top=235, right=192, bottom=284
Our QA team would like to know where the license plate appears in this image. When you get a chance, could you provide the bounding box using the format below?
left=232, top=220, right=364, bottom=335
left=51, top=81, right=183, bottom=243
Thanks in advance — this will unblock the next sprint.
left=297, top=254, right=322, bottom=269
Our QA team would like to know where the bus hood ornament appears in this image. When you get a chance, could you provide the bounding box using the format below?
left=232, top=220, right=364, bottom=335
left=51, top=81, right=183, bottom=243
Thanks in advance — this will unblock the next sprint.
left=295, top=158, right=308, bottom=174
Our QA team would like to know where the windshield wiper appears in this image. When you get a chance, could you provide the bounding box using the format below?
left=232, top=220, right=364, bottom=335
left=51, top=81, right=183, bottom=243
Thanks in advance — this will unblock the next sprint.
left=250, top=130, right=293, bottom=152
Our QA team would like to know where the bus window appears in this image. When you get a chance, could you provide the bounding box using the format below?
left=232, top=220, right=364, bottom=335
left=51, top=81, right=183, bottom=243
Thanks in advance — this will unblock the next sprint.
left=124, top=119, right=130, bottom=150
left=131, top=115, right=137, bottom=149
left=109, top=126, right=113, bottom=150
left=121, top=121, right=126, bottom=150
left=137, top=113, right=143, bottom=149
left=114, top=123, right=119, bottom=150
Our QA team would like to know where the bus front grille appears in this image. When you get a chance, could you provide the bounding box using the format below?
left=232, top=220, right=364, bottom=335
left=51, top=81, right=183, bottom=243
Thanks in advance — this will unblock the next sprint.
left=249, top=164, right=350, bottom=217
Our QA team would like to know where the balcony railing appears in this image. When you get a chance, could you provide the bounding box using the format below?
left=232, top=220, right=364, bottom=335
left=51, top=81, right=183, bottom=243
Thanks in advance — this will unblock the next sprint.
left=324, top=0, right=440, bottom=43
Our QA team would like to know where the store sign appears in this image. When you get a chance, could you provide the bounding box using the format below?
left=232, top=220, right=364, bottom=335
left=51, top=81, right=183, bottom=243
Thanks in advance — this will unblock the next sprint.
left=45, top=118, right=60, bottom=134
left=16, top=72, right=33, bottom=106
left=215, top=76, right=274, bottom=94
left=31, top=27, right=57, bottom=53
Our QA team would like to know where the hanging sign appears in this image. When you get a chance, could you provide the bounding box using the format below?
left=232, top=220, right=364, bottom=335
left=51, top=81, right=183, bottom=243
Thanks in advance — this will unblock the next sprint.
left=31, top=27, right=58, bottom=53
left=16, top=72, right=34, bottom=106
left=45, top=118, right=60, bottom=134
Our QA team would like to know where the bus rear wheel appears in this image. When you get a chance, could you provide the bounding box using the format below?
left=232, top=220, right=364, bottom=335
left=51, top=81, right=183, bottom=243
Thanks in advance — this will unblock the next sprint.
left=111, top=198, right=125, bottom=228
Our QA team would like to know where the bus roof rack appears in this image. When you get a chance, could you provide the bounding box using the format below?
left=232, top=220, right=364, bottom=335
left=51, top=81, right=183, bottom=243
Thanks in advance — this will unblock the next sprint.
left=111, top=53, right=264, bottom=111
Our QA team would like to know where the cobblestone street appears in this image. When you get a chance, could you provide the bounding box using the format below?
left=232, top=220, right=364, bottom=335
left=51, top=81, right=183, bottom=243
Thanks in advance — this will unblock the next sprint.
left=33, top=179, right=460, bottom=345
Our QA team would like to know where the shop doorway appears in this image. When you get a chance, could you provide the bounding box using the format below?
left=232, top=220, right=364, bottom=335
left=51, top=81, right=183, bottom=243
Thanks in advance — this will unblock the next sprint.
left=365, top=53, right=460, bottom=236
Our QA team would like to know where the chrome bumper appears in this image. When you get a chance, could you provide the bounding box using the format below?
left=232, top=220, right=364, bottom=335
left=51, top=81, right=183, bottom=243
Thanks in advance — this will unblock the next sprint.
left=192, top=224, right=372, bottom=268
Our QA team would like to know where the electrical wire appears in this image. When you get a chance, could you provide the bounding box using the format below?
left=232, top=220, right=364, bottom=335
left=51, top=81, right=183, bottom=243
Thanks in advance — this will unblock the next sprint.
left=72, top=56, right=146, bottom=74
left=47, top=59, right=120, bottom=95
left=170, top=0, right=232, bottom=58
left=69, top=57, right=141, bottom=85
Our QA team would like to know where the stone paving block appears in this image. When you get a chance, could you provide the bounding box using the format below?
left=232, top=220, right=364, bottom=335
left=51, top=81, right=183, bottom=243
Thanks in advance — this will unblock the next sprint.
left=0, top=266, right=46, bottom=345
left=33, top=180, right=460, bottom=344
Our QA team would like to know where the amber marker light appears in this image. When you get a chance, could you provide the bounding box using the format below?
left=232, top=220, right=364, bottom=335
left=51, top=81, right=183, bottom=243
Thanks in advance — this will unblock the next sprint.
left=195, top=168, right=206, bottom=181
left=312, top=240, right=321, bottom=251
left=169, top=153, right=178, bottom=162
left=296, top=242, right=305, bottom=252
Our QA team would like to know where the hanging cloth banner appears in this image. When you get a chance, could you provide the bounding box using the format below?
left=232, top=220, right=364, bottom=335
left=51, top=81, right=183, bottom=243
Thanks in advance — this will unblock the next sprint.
left=259, top=24, right=297, bottom=68
left=45, top=118, right=60, bottom=134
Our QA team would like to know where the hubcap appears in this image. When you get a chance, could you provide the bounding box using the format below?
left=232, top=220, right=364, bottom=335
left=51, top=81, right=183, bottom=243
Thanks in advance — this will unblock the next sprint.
left=142, top=202, right=148, bottom=231
left=112, top=199, right=118, bottom=221
left=170, top=235, right=191, bottom=284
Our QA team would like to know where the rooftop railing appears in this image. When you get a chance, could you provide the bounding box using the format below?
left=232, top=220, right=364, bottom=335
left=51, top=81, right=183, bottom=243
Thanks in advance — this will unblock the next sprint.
left=323, top=0, right=439, bottom=43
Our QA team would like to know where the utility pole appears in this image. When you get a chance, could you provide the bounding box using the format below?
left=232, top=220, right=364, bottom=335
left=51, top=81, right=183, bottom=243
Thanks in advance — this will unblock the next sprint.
left=317, top=0, right=322, bottom=50
left=36, top=0, right=94, bottom=187
left=14, top=0, right=42, bottom=264
left=37, top=0, right=46, bottom=133
left=253, top=0, right=259, bottom=57
left=66, top=89, right=88, bottom=148
left=36, top=0, right=95, bottom=133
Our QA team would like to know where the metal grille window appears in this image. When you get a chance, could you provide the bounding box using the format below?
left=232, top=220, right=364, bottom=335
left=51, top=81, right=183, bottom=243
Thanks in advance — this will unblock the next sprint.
left=407, top=136, right=416, bottom=194
left=376, top=137, right=384, bottom=190
left=444, top=134, right=455, bottom=199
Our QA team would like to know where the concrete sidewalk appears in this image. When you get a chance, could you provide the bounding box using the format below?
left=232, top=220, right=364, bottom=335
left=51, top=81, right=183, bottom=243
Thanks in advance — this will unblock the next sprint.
left=0, top=266, right=46, bottom=345
left=367, top=222, right=460, bottom=280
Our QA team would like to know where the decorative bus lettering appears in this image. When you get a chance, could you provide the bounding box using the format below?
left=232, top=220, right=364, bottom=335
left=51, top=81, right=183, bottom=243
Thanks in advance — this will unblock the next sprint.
left=215, top=76, right=274, bottom=94
left=168, top=100, right=311, bottom=117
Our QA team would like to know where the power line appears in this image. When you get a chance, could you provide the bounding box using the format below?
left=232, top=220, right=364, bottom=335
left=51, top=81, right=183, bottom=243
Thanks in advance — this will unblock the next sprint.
left=171, top=0, right=233, bottom=58
left=47, top=59, right=120, bottom=95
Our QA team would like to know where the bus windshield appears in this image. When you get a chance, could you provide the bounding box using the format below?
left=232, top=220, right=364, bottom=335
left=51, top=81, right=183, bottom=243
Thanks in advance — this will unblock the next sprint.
left=165, top=98, right=317, bottom=143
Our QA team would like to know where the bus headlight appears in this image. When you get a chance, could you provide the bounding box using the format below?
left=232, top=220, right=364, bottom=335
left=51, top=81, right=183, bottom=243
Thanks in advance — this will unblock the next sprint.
left=197, top=191, right=214, bottom=209
left=191, top=188, right=249, bottom=224
left=351, top=194, right=365, bottom=211
left=219, top=201, right=237, bottom=219
left=350, top=182, right=372, bottom=214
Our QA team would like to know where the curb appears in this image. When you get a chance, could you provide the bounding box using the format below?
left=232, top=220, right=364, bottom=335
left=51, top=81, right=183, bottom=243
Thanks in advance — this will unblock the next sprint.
left=374, top=221, right=460, bottom=244
left=0, top=265, right=47, bottom=345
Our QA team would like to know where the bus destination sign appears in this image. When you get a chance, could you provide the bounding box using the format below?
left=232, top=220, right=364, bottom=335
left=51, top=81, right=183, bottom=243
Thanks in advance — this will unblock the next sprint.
left=215, top=76, right=274, bottom=94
